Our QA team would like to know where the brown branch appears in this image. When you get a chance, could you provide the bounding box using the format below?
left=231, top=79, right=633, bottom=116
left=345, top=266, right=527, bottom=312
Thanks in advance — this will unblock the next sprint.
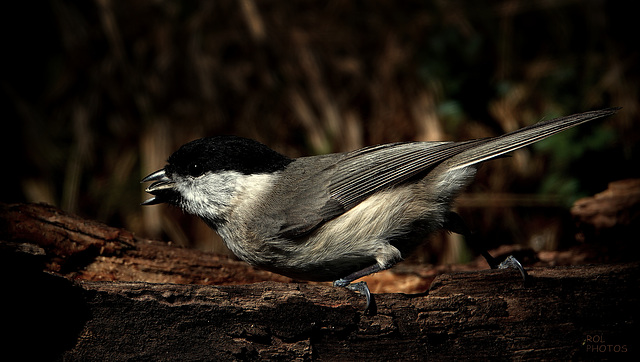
left=1, top=203, right=638, bottom=360
left=1, top=202, right=290, bottom=284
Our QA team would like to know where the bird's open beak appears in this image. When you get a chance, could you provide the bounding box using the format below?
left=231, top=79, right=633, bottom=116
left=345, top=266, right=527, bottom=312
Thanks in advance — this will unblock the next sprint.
left=141, top=169, right=176, bottom=205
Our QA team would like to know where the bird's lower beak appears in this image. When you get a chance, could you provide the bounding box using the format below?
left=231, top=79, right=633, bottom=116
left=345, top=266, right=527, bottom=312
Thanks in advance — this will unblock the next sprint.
left=141, top=169, right=176, bottom=205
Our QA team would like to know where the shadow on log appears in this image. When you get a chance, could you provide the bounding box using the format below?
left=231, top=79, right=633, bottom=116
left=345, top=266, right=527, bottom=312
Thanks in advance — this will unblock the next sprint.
left=1, top=203, right=638, bottom=360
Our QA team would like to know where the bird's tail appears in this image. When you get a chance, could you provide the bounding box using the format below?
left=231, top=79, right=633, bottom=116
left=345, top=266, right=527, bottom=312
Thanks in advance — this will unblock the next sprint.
left=445, top=107, right=621, bottom=171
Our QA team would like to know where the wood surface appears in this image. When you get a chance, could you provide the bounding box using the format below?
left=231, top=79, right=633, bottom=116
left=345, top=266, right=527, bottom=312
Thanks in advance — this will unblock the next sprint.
left=1, top=202, right=637, bottom=360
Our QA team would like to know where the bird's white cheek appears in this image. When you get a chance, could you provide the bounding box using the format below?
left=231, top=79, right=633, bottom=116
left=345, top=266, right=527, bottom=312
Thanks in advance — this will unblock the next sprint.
left=174, top=172, right=240, bottom=220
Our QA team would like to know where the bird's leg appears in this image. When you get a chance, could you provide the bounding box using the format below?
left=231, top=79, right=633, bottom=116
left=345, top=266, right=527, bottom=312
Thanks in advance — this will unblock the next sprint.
left=333, top=264, right=384, bottom=311
left=444, top=211, right=529, bottom=281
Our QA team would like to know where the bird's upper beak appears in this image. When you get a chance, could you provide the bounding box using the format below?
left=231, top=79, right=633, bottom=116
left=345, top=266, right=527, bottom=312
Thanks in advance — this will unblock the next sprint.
left=141, top=169, right=176, bottom=205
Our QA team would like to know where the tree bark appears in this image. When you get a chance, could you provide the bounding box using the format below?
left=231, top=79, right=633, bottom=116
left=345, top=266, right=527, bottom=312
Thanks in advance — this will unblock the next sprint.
left=1, top=203, right=637, bottom=360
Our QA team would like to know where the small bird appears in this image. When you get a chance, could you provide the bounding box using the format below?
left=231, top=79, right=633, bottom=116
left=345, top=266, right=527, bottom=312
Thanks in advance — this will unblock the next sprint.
left=142, top=108, right=618, bottom=309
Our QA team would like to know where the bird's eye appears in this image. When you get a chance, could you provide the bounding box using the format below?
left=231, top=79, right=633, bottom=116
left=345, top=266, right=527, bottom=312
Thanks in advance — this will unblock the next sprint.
left=188, top=163, right=203, bottom=177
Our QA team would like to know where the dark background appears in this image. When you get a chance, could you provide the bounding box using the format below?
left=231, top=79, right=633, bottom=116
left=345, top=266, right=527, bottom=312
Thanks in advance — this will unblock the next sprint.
left=2, top=0, right=638, bottom=264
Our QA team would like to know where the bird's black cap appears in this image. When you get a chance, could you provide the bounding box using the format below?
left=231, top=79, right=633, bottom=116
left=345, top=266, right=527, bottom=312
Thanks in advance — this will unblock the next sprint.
left=166, top=136, right=293, bottom=177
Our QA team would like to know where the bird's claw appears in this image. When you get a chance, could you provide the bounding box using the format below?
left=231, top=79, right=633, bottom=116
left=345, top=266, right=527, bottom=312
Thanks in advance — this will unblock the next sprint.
left=334, top=280, right=373, bottom=311
left=498, top=255, right=529, bottom=283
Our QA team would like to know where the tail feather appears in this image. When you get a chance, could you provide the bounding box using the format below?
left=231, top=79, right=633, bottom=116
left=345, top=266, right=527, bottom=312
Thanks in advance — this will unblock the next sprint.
left=446, top=107, right=621, bottom=171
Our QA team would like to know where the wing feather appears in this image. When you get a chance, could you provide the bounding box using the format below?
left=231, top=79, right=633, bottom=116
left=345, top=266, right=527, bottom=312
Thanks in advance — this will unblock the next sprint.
left=273, top=108, right=619, bottom=239
left=328, top=140, right=483, bottom=209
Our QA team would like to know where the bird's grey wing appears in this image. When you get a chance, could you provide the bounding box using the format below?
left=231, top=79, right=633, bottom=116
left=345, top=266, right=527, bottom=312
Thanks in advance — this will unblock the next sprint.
left=268, top=154, right=349, bottom=239
left=274, top=107, right=620, bottom=239
left=326, top=140, right=483, bottom=210
left=273, top=141, right=482, bottom=238
left=329, top=108, right=620, bottom=211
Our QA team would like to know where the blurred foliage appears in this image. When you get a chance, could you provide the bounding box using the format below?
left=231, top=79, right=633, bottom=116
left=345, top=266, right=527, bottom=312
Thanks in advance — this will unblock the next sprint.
left=2, top=0, right=638, bottom=260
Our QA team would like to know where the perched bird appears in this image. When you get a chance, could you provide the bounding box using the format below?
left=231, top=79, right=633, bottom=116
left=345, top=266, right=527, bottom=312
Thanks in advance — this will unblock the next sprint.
left=142, top=108, right=619, bottom=309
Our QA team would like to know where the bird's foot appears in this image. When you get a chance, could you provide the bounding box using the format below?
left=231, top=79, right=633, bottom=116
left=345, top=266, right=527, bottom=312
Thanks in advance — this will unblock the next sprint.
left=333, top=280, right=373, bottom=312
left=497, top=255, right=529, bottom=283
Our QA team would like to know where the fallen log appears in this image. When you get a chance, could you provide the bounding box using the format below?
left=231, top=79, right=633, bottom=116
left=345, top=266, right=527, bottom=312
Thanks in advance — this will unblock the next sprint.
left=1, top=203, right=637, bottom=360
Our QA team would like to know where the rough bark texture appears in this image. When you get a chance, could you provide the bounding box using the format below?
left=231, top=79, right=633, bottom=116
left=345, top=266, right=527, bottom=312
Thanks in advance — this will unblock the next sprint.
left=572, top=178, right=640, bottom=244
left=0, top=202, right=291, bottom=285
left=1, top=203, right=638, bottom=360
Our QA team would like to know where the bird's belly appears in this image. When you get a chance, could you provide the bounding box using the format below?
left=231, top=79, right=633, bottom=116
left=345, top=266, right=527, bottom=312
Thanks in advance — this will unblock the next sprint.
left=259, top=186, right=445, bottom=281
